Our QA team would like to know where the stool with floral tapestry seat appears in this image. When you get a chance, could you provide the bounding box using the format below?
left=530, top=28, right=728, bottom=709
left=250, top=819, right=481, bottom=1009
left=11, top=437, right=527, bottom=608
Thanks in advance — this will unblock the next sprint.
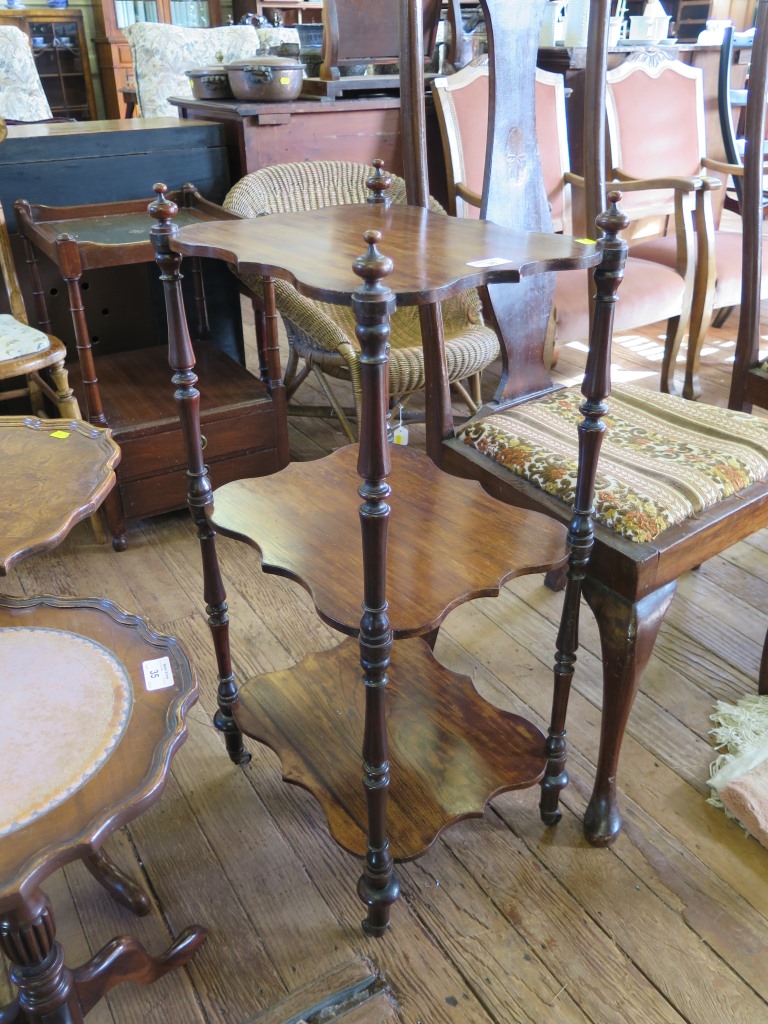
left=421, top=0, right=768, bottom=850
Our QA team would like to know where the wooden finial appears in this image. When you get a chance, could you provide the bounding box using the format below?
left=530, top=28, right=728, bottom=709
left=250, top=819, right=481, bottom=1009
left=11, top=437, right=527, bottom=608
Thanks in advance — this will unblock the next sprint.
left=596, top=190, right=630, bottom=240
left=366, top=160, right=392, bottom=207
left=352, top=230, right=394, bottom=292
left=148, top=183, right=178, bottom=226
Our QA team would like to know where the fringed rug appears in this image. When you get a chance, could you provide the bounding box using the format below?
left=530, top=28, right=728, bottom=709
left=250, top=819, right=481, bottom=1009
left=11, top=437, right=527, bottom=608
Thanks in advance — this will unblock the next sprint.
left=709, top=695, right=768, bottom=848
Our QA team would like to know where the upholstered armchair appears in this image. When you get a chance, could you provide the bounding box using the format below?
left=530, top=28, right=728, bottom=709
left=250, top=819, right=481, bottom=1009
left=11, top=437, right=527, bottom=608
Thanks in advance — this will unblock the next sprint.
left=123, top=23, right=262, bottom=117
left=0, top=26, right=52, bottom=123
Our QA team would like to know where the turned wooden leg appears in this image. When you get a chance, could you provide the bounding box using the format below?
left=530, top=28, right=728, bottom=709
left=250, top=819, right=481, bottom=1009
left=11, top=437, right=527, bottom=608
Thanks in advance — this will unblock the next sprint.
left=150, top=187, right=250, bottom=767
left=0, top=889, right=79, bottom=1024
left=72, top=926, right=206, bottom=1018
left=47, top=357, right=81, bottom=420
left=83, top=848, right=150, bottom=916
left=581, top=578, right=676, bottom=845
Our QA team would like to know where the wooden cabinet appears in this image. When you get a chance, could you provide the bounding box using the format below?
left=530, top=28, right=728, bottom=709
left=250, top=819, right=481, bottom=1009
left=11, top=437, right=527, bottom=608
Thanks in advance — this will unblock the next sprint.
left=92, top=0, right=223, bottom=119
left=0, top=8, right=97, bottom=120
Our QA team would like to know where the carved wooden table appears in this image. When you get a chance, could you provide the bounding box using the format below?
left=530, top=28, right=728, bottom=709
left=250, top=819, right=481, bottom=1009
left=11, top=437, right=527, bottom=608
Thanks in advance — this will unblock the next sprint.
left=0, top=417, right=205, bottom=1022
left=14, top=184, right=289, bottom=551
left=150, top=187, right=603, bottom=934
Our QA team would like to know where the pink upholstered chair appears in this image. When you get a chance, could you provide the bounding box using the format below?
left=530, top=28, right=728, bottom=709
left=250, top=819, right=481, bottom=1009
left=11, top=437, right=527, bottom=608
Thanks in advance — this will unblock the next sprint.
left=431, top=58, right=698, bottom=365
left=605, top=49, right=768, bottom=399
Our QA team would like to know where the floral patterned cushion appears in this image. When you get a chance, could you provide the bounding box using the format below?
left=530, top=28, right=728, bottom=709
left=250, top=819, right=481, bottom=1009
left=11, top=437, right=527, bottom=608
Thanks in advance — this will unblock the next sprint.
left=0, top=315, right=51, bottom=362
left=0, top=27, right=52, bottom=122
left=124, top=23, right=262, bottom=118
left=457, top=383, right=768, bottom=544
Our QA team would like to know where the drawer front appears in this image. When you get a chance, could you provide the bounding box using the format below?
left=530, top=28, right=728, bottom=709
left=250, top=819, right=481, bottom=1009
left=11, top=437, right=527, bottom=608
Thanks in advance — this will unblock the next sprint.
left=115, top=404, right=278, bottom=482
left=119, top=448, right=283, bottom=520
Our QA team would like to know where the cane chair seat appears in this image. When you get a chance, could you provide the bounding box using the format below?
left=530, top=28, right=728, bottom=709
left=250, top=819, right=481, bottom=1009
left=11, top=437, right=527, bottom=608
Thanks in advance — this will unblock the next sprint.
left=223, top=160, right=500, bottom=437
left=455, top=383, right=768, bottom=544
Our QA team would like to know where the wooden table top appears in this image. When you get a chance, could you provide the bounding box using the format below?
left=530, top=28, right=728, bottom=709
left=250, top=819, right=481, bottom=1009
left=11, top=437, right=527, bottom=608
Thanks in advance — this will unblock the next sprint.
left=171, top=202, right=600, bottom=305
left=0, top=595, right=197, bottom=908
left=0, top=417, right=119, bottom=574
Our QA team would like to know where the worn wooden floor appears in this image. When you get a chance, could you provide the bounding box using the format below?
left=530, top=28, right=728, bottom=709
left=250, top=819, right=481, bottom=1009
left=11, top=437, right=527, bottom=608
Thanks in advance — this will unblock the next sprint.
left=3, top=301, right=768, bottom=1023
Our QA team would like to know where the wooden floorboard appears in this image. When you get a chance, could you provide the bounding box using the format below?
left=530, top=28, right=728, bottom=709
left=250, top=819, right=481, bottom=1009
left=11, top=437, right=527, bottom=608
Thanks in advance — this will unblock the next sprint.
left=3, top=297, right=768, bottom=1023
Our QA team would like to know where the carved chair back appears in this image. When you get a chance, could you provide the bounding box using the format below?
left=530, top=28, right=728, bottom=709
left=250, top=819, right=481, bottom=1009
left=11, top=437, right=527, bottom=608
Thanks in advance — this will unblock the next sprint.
left=606, top=51, right=705, bottom=220
left=431, top=59, right=572, bottom=233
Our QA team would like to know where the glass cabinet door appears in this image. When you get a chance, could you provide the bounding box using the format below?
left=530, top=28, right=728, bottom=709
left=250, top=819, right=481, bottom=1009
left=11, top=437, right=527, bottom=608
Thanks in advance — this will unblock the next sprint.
left=113, top=1, right=212, bottom=28
left=169, top=2, right=212, bottom=27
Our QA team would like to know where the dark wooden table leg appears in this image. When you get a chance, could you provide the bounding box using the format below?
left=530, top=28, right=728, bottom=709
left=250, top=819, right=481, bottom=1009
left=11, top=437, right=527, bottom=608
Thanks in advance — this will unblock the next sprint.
left=150, top=185, right=250, bottom=766
left=1, top=889, right=81, bottom=1024
left=83, top=849, right=151, bottom=917
left=351, top=231, right=400, bottom=936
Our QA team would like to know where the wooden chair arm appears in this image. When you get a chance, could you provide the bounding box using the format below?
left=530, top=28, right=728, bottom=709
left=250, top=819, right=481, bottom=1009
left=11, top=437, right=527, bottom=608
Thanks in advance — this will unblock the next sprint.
left=455, top=182, right=482, bottom=208
left=702, top=155, right=742, bottom=176
left=609, top=168, right=705, bottom=193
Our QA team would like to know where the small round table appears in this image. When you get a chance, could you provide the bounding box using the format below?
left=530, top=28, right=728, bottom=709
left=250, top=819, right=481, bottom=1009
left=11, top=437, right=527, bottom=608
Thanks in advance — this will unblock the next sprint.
left=0, top=418, right=206, bottom=1022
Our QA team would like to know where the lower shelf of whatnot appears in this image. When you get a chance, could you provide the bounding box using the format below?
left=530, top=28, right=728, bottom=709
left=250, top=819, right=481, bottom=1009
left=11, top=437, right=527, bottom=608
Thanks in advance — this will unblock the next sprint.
left=233, top=634, right=547, bottom=862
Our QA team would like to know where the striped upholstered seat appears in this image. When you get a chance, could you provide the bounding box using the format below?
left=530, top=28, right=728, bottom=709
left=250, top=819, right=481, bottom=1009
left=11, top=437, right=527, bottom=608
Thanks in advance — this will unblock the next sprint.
left=456, top=384, right=768, bottom=544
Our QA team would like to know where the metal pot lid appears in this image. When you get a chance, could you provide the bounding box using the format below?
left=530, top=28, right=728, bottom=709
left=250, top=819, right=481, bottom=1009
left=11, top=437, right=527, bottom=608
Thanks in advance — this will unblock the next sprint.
left=185, top=66, right=229, bottom=76
left=225, top=55, right=305, bottom=71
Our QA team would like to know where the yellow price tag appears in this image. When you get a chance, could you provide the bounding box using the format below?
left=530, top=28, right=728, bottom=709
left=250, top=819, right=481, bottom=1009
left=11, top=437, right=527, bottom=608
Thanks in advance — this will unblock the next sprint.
left=279, top=76, right=291, bottom=85
left=50, top=430, right=70, bottom=439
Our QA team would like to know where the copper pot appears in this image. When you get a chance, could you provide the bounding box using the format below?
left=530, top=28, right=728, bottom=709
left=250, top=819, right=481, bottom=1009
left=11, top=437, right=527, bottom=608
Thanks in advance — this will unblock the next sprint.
left=225, top=56, right=304, bottom=102
left=185, top=66, right=234, bottom=101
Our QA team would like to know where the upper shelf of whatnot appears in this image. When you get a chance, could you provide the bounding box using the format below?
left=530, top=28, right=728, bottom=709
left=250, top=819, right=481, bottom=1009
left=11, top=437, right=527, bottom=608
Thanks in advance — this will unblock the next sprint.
left=170, top=202, right=599, bottom=306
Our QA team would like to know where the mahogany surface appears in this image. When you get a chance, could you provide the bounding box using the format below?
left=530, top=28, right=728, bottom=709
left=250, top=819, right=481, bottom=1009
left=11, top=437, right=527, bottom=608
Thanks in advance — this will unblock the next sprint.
left=0, top=595, right=197, bottom=904
left=211, top=442, right=568, bottom=636
left=171, top=204, right=600, bottom=305
left=13, top=184, right=290, bottom=549
left=0, top=417, right=119, bottom=575
left=14, top=186, right=240, bottom=271
left=0, top=594, right=205, bottom=1023
left=233, top=636, right=547, bottom=860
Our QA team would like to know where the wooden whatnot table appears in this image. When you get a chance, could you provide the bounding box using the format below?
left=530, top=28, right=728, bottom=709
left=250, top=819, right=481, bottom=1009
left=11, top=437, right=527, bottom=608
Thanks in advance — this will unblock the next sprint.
left=149, top=184, right=609, bottom=934
left=0, top=416, right=206, bottom=1022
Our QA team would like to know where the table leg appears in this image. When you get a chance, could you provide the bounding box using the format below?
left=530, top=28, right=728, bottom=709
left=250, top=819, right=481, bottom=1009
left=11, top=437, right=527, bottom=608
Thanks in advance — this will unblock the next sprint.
left=83, top=849, right=151, bottom=916
left=0, top=889, right=80, bottom=1024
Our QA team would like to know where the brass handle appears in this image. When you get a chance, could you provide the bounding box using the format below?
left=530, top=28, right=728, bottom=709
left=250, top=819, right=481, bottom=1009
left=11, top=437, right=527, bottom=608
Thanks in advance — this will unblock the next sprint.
left=200, top=434, right=208, bottom=451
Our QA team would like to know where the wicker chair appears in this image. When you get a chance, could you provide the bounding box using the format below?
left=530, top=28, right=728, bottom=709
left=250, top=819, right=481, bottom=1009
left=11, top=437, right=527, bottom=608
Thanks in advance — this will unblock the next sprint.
left=223, top=160, right=500, bottom=441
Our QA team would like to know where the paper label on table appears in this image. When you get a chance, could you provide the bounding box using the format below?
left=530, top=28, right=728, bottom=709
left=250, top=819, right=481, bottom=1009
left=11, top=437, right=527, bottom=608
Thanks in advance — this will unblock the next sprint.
left=49, top=430, right=70, bottom=439
left=142, top=656, right=174, bottom=691
left=466, top=256, right=513, bottom=268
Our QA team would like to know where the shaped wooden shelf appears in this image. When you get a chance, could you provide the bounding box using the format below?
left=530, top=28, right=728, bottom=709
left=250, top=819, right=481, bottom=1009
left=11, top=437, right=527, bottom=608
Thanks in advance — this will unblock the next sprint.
left=234, top=636, right=547, bottom=860
left=211, top=442, right=568, bottom=636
